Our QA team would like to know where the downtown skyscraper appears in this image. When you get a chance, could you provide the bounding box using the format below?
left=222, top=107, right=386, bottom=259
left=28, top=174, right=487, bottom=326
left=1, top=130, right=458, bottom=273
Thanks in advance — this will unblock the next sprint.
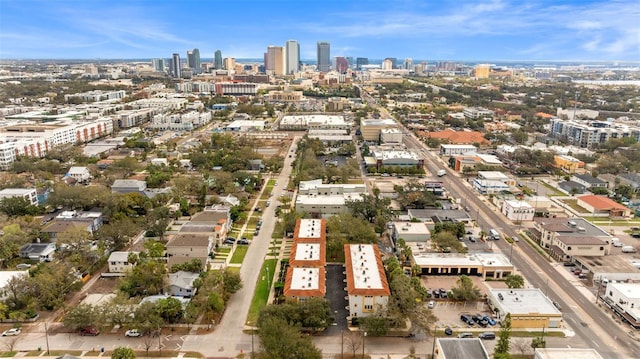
left=316, top=41, right=330, bottom=72
left=214, top=50, right=223, bottom=70
left=265, top=45, right=284, bottom=75
left=285, top=40, right=300, bottom=75
left=187, top=48, right=201, bottom=74
left=171, top=53, right=181, bottom=78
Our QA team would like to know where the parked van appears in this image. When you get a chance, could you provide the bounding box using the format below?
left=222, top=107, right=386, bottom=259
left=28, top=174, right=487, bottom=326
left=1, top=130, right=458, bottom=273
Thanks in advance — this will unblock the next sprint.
left=622, top=246, right=637, bottom=253
left=478, top=332, right=496, bottom=340
left=489, top=229, right=500, bottom=240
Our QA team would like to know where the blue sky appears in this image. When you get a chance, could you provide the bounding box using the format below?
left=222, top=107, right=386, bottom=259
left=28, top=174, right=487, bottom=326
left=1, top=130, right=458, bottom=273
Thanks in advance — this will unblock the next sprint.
left=1, top=0, right=639, bottom=61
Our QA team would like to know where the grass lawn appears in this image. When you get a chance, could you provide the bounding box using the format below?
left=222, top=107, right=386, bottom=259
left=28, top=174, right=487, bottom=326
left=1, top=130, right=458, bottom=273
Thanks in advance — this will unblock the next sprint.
left=226, top=266, right=240, bottom=275
left=267, top=179, right=276, bottom=186
left=584, top=217, right=640, bottom=225
left=561, top=199, right=590, bottom=213
left=230, top=245, right=249, bottom=264
left=216, top=247, right=231, bottom=254
left=540, top=181, right=566, bottom=196
left=246, top=258, right=277, bottom=326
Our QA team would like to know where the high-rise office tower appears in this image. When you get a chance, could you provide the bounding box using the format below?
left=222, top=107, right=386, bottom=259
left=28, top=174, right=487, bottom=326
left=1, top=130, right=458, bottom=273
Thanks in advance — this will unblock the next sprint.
left=214, top=50, right=223, bottom=70
left=346, top=57, right=354, bottom=68
left=171, top=53, right=181, bottom=78
left=385, top=57, right=398, bottom=69
left=223, top=57, right=236, bottom=71
left=266, top=46, right=284, bottom=75
left=403, top=58, right=414, bottom=71
left=187, top=48, right=201, bottom=74
left=285, top=40, right=300, bottom=75
left=382, top=59, right=393, bottom=70
left=334, top=56, right=349, bottom=73
left=152, top=58, right=165, bottom=72
left=356, top=57, right=369, bottom=70
left=475, top=64, right=491, bottom=79
left=317, top=41, right=330, bottom=72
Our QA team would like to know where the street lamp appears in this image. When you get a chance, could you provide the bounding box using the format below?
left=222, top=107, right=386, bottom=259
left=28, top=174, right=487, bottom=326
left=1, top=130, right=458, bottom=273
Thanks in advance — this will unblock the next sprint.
left=362, top=331, right=367, bottom=359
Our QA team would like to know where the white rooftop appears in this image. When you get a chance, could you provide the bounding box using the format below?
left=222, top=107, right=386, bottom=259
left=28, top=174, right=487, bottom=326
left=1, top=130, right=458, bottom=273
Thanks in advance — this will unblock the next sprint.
left=412, top=252, right=512, bottom=268
left=296, top=193, right=364, bottom=205
left=226, top=120, right=266, bottom=128
left=376, top=150, right=420, bottom=161
left=294, top=243, right=321, bottom=262
left=608, top=282, right=640, bottom=299
left=491, top=288, right=561, bottom=315
left=281, top=115, right=346, bottom=126
left=348, top=244, right=384, bottom=290
left=478, top=171, right=509, bottom=179
left=381, top=128, right=403, bottom=134
left=504, top=200, right=533, bottom=209
left=476, top=154, right=503, bottom=164
left=534, top=348, right=604, bottom=359
left=392, top=221, right=430, bottom=235
left=298, top=219, right=322, bottom=239
left=0, top=188, right=35, bottom=195
left=290, top=267, right=320, bottom=291
left=361, top=118, right=396, bottom=126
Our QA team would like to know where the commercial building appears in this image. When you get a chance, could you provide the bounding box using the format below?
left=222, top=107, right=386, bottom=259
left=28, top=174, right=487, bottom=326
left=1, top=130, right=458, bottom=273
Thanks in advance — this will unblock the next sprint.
left=285, top=40, right=300, bottom=74
left=360, top=118, right=397, bottom=141
left=380, top=128, right=403, bottom=143
left=280, top=115, right=348, bottom=131
left=225, top=120, right=266, bottom=132
left=554, top=155, right=585, bottom=174
left=487, top=288, right=562, bottom=328
left=501, top=200, right=535, bottom=222
left=171, top=53, right=181, bottom=78
left=345, top=244, right=390, bottom=319
left=64, top=90, right=126, bottom=103
left=334, top=56, right=349, bottom=73
left=412, top=252, right=514, bottom=279
left=472, top=179, right=510, bottom=195
left=532, top=217, right=612, bottom=260
left=150, top=111, right=212, bottom=131
left=316, top=41, right=331, bottom=72
left=390, top=221, right=431, bottom=243
left=474, top=64, right=491, bottom=79
left=434, top=338, right=490, bottom=359
left=576, top=194, right=632, bottom=218
left=266, top=46, right=285, bottom=75
left=463, top=107, right=494, bottom=120
left=477, top=171, right=516, bottom=187
left=534, top=348, right=604, bottom=359
left=439, top=144, right=477, bottom=156
left=295, top=179, right=366, bottom=218
left=601, top=282, right=640, bottom=328
left=424, top=129, right=490, bottom=146
left=367, top=149, right=423, bottom=171
left=214, top=50, right=223, bottom=70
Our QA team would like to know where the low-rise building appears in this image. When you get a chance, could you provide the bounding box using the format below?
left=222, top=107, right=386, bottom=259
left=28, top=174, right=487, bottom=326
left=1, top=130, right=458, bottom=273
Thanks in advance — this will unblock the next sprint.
left=66, top=166, right=92, bottom=183
left=380, top=128, right=403, bottom=143
left=477, top=171, right=516, bottom=187
left=488, top=288, right=562, bottom=328
left=20, top=242, right=56, bottom=262
left=283, top=267, right=326, bottom=302
left=412, top=252, right=513, bottom=279
left=345, top=244, right=390, bottom=319
left=295, top=179, right=366, bottom=218
left=360, top=118, right=397, bottom=141
left=571, top=173, right=608, bottom=189
left=601, top=282, right=640, bottom=328
left=532, top=217, right=612, bottom=259
left=440, top=144, right=477, bottom=156
left=554, top=155, right=585, bottom=174
left=434, top=338, right=490, bottom=359
left=107, top=251, right=138, bottom=274
left=368, top=149, right=423, bottom=170
left=502, top=200, right=535, bottom=222
left=167, top=271, right=200, bottom=298
left=534, top=348, right=603, bottom=359
left=225, top=120, right=265, bottom=132
left=111, top=179, right=147, bottom=193
left=0, top=188, right=38, bottom=206
left=576, top=194, right=632, bottom=219
left=391, top=221, right=431, bottom=243
left=472, top=179, right=510, bottom=195
left=166, top=234, right=213, bottom=268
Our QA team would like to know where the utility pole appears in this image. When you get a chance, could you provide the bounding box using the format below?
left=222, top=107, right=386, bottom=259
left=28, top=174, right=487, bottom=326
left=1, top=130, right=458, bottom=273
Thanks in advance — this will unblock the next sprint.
left=44, top=321, right=50, bottom=355
left=431, top=325, right=437, bottom=358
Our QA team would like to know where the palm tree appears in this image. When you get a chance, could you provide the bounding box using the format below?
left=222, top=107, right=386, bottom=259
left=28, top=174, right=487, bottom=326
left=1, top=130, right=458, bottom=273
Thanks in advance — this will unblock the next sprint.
left=479, top=230, right=487, bottom=241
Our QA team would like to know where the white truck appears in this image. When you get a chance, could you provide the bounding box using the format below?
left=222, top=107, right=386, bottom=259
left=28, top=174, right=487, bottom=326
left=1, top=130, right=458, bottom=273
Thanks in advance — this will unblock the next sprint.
left=622, top=246, right=637, bottom=253
left=437, top=169, right=446, bottom=177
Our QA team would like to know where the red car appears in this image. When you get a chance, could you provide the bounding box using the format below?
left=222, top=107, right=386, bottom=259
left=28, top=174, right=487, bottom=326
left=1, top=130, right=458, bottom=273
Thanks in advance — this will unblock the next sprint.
left=79, top=327, right=100, bottom=336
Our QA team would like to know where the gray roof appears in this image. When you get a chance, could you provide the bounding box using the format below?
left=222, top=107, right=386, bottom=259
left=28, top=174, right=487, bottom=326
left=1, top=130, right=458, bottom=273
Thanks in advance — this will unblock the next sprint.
left=437, top=338, right=489, bottom=359
left=535, top=217, right=610, bottom=238
left=168, top=271, right=200, bottom=290
left=408, top=209, right=471, bottom=221
left=573, top=173, right=607, bottom=185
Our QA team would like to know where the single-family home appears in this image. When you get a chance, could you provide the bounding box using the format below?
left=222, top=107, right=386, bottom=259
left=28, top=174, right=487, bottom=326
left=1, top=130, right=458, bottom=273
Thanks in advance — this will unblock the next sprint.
left=108, top=251, right=139, bottom=274
left=20, top=243, right=56, bottom=262
left=166, top=234, right=213, bottom=268
left=167, top=271, right=200, bottom=298
left=0, top=188, right=38, bottom=206
left=67, top=166, right=92, bottom=183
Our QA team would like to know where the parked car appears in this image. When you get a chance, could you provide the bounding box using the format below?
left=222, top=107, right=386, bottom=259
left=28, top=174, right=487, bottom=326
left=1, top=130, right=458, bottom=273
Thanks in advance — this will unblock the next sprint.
left=254, top=230, right=259, bottom=236
left=479, top=332, right=496, bottom=340
left=428, top=300, right=435, bottom=309
left=460, top=314, right=474, bottom=325
left=223, top=239, right=235, bottom=245
left=483, top=315, right=496, bottom=326
left=458, top=332, right=473, bottom=338
left=553, top=301, right=562, bottom=311
left=238, top=239, right=250, bottom=245
left=2, top=328, right=21, bottom=336
left=432, top=290, right=440, bottom=299
left=468, top=236, right=477, bottom=242
left=439, top=288, right=448, bottom=298
left=79, top=327, right=100, bottom=336
left=15, top=263, right=31, bottom=269
left=125, top=329, right=142, bottom=337
left=444, top=327, right=453, bottom=336
left=265, top=201, right=271, bottom=207
left=573, top=269, right=582, bottom=275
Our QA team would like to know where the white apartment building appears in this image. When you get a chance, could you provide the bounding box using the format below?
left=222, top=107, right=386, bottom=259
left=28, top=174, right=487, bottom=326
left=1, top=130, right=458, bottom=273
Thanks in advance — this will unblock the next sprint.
left=550, top=118, right=640, bottom=148
left=345, top=244, right=390, bottom=319
left=150, top=111, right=212, bottom=131
left=0, top=188, right=38, bottom=205
left=502, top=200, right=535, bottom=222
left=295, top=179, right=366, bottom=218
left=602, top=282, right=640, bottom=329
left=64, top=90, right=126, bottom=103
left=463, top=107, right=494, bottom=120
left=440, top=144, right=477, bottom=156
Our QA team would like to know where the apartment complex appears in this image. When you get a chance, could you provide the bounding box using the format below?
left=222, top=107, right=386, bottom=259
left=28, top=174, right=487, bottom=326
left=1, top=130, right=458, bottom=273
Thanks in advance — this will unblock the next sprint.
left=283, top=219, right=327, bottom=302
left=344, top=244, right=390, bottom=319
left=295, top=179, right=366, bottom=218
left=550, top=118, right=640, bottom=148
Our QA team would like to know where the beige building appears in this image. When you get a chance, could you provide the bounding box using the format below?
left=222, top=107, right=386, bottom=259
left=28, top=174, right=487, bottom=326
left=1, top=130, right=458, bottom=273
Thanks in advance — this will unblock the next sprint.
left=295, top=179, right=366, bottom=218
left=475, top=64, right=490, bottom=79
left=532, top=217, right=612, bottom=260
left=345, top=244, right=390, bottom=319
left=488, top=288, right=562, bottom=329
left=360, top=118, right=397, bottom=141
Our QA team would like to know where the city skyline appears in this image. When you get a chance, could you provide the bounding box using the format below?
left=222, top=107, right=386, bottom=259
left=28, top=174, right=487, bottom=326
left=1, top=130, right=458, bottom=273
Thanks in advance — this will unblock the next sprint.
left=0, top=0, right=639, bottom=62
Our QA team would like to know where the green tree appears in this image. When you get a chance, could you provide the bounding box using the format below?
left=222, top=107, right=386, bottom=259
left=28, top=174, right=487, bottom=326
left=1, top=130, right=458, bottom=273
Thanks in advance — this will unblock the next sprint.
left=449, top=275, right=481, bottom=301
left=531, top=335, right=546, bottom=349
left=0, top=197, right=41, bottom=217
left=119, top=259, right=167, bottom=297
left=431, top=231, right=466, bottom=253
left=111, top=347, right=136, bottom=359
left=258, top=298, right=333, bottom=333
left=258, top=316, right=322, bottom=359
left=495, top=313, right=512, bottom=356
left=95, top=218, right=139, bottom=250
left=359, top=314, right=389, bottom=336
left=155, top=297, right=184, bottom=323
left=505, top=274, right=525, bottom=289
left=63, top=303, right=100, bottom=331
left=132, top=301, right=164, bottom=335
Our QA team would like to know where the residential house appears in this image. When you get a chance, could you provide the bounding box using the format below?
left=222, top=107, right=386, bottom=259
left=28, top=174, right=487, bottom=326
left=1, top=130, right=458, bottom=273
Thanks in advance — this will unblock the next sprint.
left=344, top=244, right=390, bottom=319
left=20, top=243, right=56, bottom=262
left=571, top=173, right=608, bottom=190
left=41, top=210, right=103, bottom=239
left=111, top=179, right=147, bottom=193
left=108, top=251, right=139, bottom=274
left=167, top=271, right=200, bottom=298
left=558, top=180, right=586, bottom=195
left=166, top=234, right=213, bottom=268
left=66, top=166, right=92, bottom=183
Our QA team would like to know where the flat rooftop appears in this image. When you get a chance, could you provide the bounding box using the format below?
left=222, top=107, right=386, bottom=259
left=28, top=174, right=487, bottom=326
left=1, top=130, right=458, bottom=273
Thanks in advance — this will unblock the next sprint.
left=297, top=219, right=323, bottom=239
left=534, top=348, right=604, bottom=359
left=412, top=253, right=513, bottom=268
left=437, top=338, right=489, bottom=359
left=608, top=282, right=640, bottom=299
left=289, top=267, right=320, bottom=291
left=392, top=221, right=430, bottom=235
left=293, top=242, right=321, bottom=262
left=578, top=254, right=640, bottom=277
left=535, top=217, right=610, bottom=238
left=490, top=288, right=561, bottom=315
left=361, top=118, right=396, bottom=126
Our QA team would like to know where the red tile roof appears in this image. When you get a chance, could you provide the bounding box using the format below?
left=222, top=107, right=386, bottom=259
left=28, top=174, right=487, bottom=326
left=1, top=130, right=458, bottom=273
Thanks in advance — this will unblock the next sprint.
left=344, top=244, right=390, bottom=296
left=577, top=195, right=630, bottom=211
left=283, top=266, right=326, bottom=298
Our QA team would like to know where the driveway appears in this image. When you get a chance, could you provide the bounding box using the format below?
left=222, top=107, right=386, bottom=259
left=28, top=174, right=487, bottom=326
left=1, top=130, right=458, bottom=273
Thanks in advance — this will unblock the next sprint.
left=323, top=263, right=349, bottom=335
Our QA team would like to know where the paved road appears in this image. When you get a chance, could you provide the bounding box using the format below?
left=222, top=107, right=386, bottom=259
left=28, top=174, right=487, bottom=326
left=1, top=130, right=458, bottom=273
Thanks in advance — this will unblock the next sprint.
left=180, top=136, right=300, bottom=358
left=401, top=132, right=639, bottom=359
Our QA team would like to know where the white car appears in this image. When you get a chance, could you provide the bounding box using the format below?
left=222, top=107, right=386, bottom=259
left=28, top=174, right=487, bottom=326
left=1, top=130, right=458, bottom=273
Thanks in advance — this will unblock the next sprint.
left=2, top=328, right=21, bottom=336
left=428, top=300, right=435, bottom=309
left=125, top=329, right=142, bottom=337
